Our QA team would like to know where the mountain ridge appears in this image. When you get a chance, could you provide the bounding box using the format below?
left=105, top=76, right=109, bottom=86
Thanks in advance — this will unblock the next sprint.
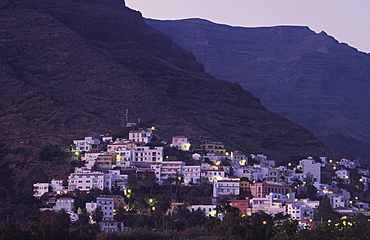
left=146, top=18, right=370, bottom=158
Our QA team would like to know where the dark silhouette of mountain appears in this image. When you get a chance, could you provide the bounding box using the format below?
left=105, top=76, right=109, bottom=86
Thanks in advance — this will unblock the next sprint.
left=146, top=18, right=370, bottom=158
left=0, top=1, right=340, bottom=201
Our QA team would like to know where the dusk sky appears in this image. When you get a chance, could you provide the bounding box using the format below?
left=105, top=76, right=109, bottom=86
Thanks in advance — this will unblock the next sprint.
left=125, top=0, right=370, bottom=53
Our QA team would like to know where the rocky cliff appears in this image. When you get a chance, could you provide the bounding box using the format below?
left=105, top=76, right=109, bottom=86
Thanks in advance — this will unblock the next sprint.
left=146, top=18, right=370, bottom=158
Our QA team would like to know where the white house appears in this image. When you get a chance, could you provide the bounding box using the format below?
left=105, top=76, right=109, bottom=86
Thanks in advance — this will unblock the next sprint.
left=361, top=176, right=370, bottom=191
left=83, top=152, right=102, bottom=161
left=33, top=183, right=50, bottom=198
left=170, top=136, right=191, bottom=151
left=201, top=169, right=226, bottom=183
left=189, top=204, right=217, bottom=217
left=102, top=136, right=113, bottom=143
left=336, top=169, right=350, bottom=181
left=99, top=221, right=125, bottom=232
left=50, top=179, right=67, bottom=193
left=230, top=151, right=247, bottom=165
left=86, top=202, right=98, bottom=214
left=72, top=137, right=101, bottom=152
left=338, top=158, right=356, bottom=169
left=53, top=197, right=75, bottom=212
left=128, top=130, right=152, bottom=143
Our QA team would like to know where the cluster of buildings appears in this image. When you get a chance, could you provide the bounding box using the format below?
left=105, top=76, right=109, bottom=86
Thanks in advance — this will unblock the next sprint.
left=33, top=128, right=370, bottom=232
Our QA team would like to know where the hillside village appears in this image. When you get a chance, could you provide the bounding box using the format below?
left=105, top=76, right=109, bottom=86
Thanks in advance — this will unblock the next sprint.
left=33, top=126, right=370, bottom=233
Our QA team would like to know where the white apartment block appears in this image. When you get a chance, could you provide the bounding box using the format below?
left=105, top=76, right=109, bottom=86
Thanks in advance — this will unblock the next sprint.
left=182, top=165, right=201, bottom=184
left=68, top=169, right=105, bottom=191
left=68, top=168, right=127, bottom=191
left=97, top=195, right=115, bottom=220
left=129, top=130, right=152, bottom=143
left=298, top=157, right=321, bottom=185
left=213, top=179, right=240, bottom=198
left=151, top=161, right=184, bottom=184
left=96, top=195, right=125, bottom=223
left=134, top=146, right=163, bottom=162
left=170, top=136, right=191, bottom=151
left=72, top=137, right=100, bottom=152
left=328, top=194, right=350, bottom=208
left=151, top=161, right=201, bottom=185
left=112, top=146, right=163, bottom=166
left=249, top=193, right=287, bottom=215
left=286, top=199, right=319, bottom=222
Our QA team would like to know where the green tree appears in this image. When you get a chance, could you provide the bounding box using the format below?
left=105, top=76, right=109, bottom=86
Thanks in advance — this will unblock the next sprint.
left=272, top=219, right=299, bottom=240
left=39, top=144, right=69, bottom=162
left=92, top=207, right=103, bottom=223
left=114, top=206, right=126, bottom=222
left=314, top=197, right=340, bottom=221
left=28, top=210, right=70, bottom=240
left=172, top=203, right=191, bottom=230
left=140, top=170, right=157, bottom=194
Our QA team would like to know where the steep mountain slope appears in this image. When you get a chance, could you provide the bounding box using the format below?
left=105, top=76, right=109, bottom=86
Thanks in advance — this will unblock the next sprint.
left=0, top=0, right=340, bottom=201
left=146, top=18, right=370, bottom=158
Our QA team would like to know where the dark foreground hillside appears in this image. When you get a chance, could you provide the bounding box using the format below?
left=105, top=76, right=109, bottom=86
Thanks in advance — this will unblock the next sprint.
left=0, top=0, right=340, bottom=202
left=146, top=18, right=370, bottom=159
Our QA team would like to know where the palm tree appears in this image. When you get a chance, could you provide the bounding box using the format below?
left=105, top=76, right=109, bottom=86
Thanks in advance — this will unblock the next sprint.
left=152, top=195, right=171, bottom=230
left=126, top=174, right=137, bottom=190
left=163, top=175, right=176, bottom=193
left=141, top=170, right=157, bottom=194
left=172, top=203, right=191, bottom=230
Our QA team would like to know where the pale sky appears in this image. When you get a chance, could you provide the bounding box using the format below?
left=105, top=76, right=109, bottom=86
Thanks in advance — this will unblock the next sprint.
left=125, top=0, right=370, bottom=53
